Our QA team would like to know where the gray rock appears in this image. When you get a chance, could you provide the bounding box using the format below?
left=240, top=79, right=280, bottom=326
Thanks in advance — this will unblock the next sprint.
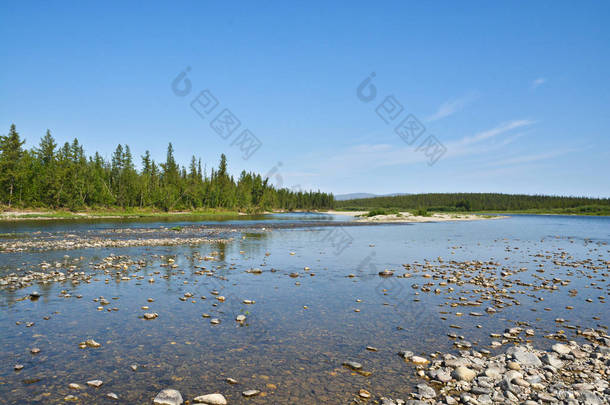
left=416, top=383, right=436, bottom=399
left=452, top=366, right=477, bottom=381
left=543, top=353, right=564, bottom=368
left=153, top=389, right=183, bottom=405
left=578, top=390, right=602, bottom=405
left=86, top=379, right=103, bottom=388
left=242, top=389, right=260, bottom=397
left=193, top=393, right=227, bottom=405
left=552, top=343, right=571, bottom=355
left=470, top=386, right=491, bottom=395
left=512, top=348, right=542, bottom=367
left=342, top=361, right=362, bottom=370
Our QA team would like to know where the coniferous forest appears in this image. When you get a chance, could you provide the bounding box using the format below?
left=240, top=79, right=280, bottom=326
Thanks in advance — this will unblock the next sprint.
left=0, top=125, right=334, bottom=211
left=336, top=193, right=610, bottom=215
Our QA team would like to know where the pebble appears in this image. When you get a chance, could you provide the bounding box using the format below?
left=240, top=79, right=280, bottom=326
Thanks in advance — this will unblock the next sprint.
left=358, top=389, right=371, bottom=398
left=342, top=361, right=362, bottom=370
left=85, top=339, right=101, bottom=348
left=242, top=389, right=260, bottom=397
left=86, top=379, right=103, bottom=388
left=193, top=393, right=227, bottom=405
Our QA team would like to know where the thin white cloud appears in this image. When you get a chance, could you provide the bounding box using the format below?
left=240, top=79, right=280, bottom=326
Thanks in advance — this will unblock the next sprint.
left=426, top=92, right=479, bottom=122
left=298, top=119, right=537, bottom=177
left=456, top=120, right=535, bottom=146
left=531, top=77, right=547, bottom=89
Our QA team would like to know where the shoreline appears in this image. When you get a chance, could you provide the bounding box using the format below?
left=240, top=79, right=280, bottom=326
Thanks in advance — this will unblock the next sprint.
left=0, top=209, right=243, bottom=222
left=326, top=210, right=506, bottom=223
left=1, top=207, right=606, bottom=223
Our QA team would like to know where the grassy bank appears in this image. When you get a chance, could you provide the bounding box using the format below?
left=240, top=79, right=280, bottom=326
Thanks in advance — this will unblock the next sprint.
left=0, top=207, right=243, bottom=221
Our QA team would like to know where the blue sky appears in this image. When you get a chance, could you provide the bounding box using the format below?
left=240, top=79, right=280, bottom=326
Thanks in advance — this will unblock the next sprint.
left=1, top=1, right=609, bottom=197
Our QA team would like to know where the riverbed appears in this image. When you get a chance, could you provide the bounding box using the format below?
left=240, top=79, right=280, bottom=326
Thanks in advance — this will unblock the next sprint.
left=0, top=213, right=608, bottom=403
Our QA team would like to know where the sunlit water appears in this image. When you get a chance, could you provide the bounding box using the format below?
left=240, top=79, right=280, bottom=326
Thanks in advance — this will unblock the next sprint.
left=0, top=214, right=608, bottom=403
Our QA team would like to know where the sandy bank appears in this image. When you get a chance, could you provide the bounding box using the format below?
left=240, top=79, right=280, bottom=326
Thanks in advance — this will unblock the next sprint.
left=326, top=210, right=505, bottom=223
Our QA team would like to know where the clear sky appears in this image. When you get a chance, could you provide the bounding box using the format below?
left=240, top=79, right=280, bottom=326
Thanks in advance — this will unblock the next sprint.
left=1, top=1, right=609, bottom=197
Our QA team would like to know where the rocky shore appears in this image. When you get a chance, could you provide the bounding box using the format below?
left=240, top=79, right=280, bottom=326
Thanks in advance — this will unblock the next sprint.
left=387, top=337, right=609, bottom=405
left=146, top=337, right=609, bottom=404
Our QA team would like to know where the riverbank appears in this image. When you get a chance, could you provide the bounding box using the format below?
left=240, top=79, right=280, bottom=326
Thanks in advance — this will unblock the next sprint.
left=327, top=210, right=505, bottom=223
left=0, top=208, right=243, bottom=221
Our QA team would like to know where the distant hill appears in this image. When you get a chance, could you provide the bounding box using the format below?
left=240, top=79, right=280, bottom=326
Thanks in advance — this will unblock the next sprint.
left=334, top=192, right=410, bottom=201
left=334, top=193, right=378, bottom=201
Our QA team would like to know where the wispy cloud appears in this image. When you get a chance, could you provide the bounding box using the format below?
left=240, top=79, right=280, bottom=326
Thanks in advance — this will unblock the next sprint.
left=300, top=119, right=537, bottom=176
left=426, top=92, right=479, bottom=122
left=531, top=77, right=547, bottom=89
left=456, top=119, right=535, bottom=146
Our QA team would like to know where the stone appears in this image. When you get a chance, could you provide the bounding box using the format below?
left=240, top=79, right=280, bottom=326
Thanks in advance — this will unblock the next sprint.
left=416, top=383, right=436, bottom=399
left=552, top=343, right=571, bottom=355
left=453, top=366, right=477, bottom=381
left=85, top=339, right=101, bottom=348
left=342, top=361, right=362, bottom=370
left=411, top=356, right=429, bottom=365
left=543, top=353, right=564, bottom=368
left=359, top=389, right=371, bottom=398
left=193, top=393, right=227, bottom=405
left=107, top=392, right=118, bottom=400
left=153, top=389, right=183, bottom=405
left=236, top=314, right=246, bottom=322
left=86, top=379, right=103, bottom=388
left=512, top=349, right=542, bottom=367
left=242, top=389, right=260, bottom=397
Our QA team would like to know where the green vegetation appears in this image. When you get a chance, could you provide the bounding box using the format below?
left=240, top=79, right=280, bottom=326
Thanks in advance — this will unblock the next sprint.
left=414, top=207, right=430, bottom=217
left=364, top=208, right=399, bottom=217
left=336, top=193, right=610, bottom=216
left=0, top=125, right=333, bottom=213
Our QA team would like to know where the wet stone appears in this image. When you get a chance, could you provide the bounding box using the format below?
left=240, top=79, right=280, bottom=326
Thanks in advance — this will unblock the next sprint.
left=154, top=389, right=183, bottom=405
left=193, top=393, right=227, bottom=405
left=342, top=361, right=362, bottom=370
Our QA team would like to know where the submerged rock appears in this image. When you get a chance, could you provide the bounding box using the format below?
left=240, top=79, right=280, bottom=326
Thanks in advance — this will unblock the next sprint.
left=153, top=389, right=183, bottom=405
left=342, top=361, right=362, bottom=370
left=193, top=393, right=227, bottom=404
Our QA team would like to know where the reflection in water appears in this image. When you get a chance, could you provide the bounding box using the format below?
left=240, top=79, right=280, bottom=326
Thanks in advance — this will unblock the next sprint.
left=0, top=214, right=608, bottom=403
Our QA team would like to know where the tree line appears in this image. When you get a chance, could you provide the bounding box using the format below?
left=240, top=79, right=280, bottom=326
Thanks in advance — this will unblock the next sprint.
left=0, top=124, right=334, bottom=211
left=336, top=192, right=610, bottom=213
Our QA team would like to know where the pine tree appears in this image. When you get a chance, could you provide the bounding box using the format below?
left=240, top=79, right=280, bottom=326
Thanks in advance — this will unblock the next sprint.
left=0, top=125, right=26, bottom=206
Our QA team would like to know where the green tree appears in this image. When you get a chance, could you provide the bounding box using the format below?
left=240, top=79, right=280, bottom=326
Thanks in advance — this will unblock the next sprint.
left=0, top=125, right=26, bottom=206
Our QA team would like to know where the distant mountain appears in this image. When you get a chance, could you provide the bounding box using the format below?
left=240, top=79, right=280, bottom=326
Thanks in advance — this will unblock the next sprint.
left=334, top=192, right=410, bottom=201
left=334, top=193, right=378, bottom=201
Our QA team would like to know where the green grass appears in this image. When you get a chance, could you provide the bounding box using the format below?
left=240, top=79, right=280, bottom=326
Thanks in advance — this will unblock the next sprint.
left=413, top=207, right=430, bottom=217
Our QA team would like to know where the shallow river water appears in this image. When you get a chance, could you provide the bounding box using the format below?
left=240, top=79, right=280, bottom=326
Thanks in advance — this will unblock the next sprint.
left=0, top=213, right=608, bottom=404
